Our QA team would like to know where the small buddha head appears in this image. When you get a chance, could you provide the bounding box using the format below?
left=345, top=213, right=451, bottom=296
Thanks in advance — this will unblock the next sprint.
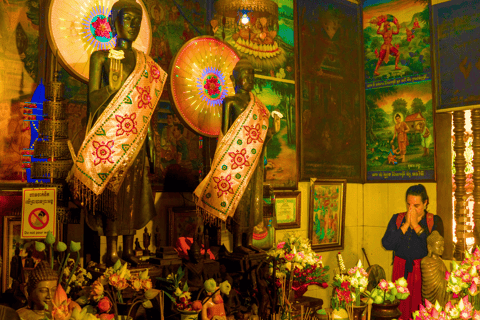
left=231, top=58, right=254, bottom=93
left=427, top=230, right=444, bottom=258
left=109, top=0, right=142, bottom=42
left=27, top=261, right=58, bottom=310
left=188, top=236, right=203, bottom=264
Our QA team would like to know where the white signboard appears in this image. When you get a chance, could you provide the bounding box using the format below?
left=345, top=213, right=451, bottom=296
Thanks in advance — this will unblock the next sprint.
left=21, top=188, right=56, bottom=239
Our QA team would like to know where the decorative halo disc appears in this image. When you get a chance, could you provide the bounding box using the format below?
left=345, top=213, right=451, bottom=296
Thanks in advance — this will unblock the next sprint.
left=169, top=36, right=240, bottom=138
left=47, top=0, right=152, bottom=83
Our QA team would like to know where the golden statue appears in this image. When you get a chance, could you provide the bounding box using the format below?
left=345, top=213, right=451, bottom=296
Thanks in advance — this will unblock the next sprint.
left=16, top=261, right=58, bottom=320
left=194, top=58, right=278, bottom=255
left=72, top=0, right=166, bottom=266
left=421, top=230, right=447, bottom=307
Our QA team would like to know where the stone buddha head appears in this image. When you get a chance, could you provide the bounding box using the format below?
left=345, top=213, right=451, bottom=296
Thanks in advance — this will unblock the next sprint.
left=427, top=230, right=444, bottom=258
left=26, top=261, right=58, bottom=311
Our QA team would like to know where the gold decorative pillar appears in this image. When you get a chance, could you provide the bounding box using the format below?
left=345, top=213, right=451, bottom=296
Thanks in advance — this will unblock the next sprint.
left=472, top=109, right=480, bottom=245
left=453, top=110, right=467, bottom=260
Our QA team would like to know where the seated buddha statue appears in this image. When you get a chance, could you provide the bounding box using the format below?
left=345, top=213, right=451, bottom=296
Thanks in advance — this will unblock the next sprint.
left=421, top=230, right=447, bottom=307
left=16, top=261, right=58, bottom=320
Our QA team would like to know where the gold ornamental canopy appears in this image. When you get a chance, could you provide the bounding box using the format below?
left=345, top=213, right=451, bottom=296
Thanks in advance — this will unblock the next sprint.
left=214, top=0, right=278, bottom=20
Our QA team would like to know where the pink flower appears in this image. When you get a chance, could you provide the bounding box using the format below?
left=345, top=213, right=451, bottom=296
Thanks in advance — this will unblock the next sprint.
left=142, top=279, right=153, bottom=290
left=445, top=301, right=454, bottom=313
left=470, top=282, right=477, bottom=295
left=445, top=271, right=451, bottom=280
left=277, top=242, right=285, bottom=249
left=98, top=297, right=112, bottom=313
left=378, top=279, right=389, bottom=291
left=473, top=310, right=480, bottom=320
left=285, top=253, right=295, bottom=261
left=424, top=299, right=433, bottom=311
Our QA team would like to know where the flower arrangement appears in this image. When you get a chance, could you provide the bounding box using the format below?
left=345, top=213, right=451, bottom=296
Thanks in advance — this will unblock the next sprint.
left=446, top=247, right=480, bottom=298
left=161, top=266, right=202, bottom=312
left=413, top=296, right=480, bottom=320
left=268, top=233, right=329, bottom=299
left=330, top=260, right=369, bottom=310
left=369, top=278, right=410, bottom=305
left=87, top=260, right=158, bottom=319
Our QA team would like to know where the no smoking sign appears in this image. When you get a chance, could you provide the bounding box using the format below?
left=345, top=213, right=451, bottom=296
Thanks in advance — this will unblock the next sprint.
left=22, top=188, right=56, bottom=238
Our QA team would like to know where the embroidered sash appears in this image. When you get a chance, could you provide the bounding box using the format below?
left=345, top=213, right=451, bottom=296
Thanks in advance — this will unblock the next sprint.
left=73, top=50, right=167, bottom=196
left=194, top=93, right=270, bottom=222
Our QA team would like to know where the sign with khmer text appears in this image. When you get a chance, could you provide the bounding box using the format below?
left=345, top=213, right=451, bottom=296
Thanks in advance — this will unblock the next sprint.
left=21, top=188, right=56, bottom=238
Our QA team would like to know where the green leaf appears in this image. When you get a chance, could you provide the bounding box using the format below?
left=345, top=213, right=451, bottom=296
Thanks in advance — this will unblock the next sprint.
left=183, top=281, right=189, bottom=293
left=142, top=299, right=153, bottom=309
left=164, top=292, right=176, bottom=303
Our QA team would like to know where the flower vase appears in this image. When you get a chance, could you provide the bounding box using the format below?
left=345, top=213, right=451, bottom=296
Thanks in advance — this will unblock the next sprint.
left=293, top=284, right=309, bottom=299
left=371, top=300, right=401, bottom=320
left=347, top=303, right=367, bottom=320
left=179, top=310, right=200, bottom=320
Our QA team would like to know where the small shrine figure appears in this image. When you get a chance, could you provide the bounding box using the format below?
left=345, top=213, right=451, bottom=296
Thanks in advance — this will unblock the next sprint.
left=16, top=261, right=58, bottom=320
left=135, top=238, right=142, bottom=251
left=184, top=235, right=206, bottom=294
left=421, top=230, right=447, bottom=307
left=10, top=244, right=23, bottom=285
left=143, top=227, right=151, bottom=256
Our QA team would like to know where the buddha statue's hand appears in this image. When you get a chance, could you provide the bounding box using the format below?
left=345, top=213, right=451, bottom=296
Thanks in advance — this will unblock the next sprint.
left=108, top=58, right=123, bottom=94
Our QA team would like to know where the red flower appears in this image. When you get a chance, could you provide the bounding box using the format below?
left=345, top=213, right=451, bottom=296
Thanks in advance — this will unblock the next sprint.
left=204, top=76, right=220, bottom=96
left=92, top=17, right=111, bottom=39
left=98, top=297, right=112, bottom=313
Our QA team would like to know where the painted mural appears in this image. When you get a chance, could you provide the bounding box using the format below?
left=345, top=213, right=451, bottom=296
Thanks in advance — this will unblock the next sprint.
left=363, top=0, right=431, bottom=87
left=432, top=0, right=480, bottom=111
left=366, top=81, right=434, bottom=181
left=0, top=0, right=39, bottom=181
left=364, top=0, right=434, bottom=181
left=213, top=0, right=297, bottom=189
left=298, top=0, right=363, bottom=182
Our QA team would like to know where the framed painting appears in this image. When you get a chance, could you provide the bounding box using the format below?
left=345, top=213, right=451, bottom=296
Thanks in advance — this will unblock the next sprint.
left=274, top=191, right=301, bottom=229
left=167, top=206, right=220, bottom=246
left=308, top=178, right=346, bottom=251
left=297, top=0, right=364, bottom=182
left=2, top=216, right=22, bottom=292
left=431, top=0, right=480, bottom=112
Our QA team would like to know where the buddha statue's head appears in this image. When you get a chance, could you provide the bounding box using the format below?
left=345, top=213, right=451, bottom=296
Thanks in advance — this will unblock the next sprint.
left=231, top=58, right=254, bottom=93
left=109, top=0, right=142, bottom=43
left=427, top=230, right=444, bottom=258
left=26, top=261, right=58, bottom=310
left=188, top=236, right=203, bottom=264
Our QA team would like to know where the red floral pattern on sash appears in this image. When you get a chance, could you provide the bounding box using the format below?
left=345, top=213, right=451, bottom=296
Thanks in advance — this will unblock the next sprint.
left=115, top=113, right=138, bottom=136
left=244, top=124, right=264, bottom=144
left=228, top=148, right=250, bottom=170
left=213, top=174, right=234, bottom=197
left=92, top=140, right=115, bottom=166
left=136, top=86, right=152, bottom=109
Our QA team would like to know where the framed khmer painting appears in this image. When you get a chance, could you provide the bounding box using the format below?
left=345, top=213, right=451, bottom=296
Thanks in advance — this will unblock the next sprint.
left=308, top=178, right=346, bottom=252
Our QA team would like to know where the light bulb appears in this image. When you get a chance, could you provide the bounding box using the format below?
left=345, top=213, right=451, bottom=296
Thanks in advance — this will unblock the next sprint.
left=240, top=14, right=249, bottom=25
